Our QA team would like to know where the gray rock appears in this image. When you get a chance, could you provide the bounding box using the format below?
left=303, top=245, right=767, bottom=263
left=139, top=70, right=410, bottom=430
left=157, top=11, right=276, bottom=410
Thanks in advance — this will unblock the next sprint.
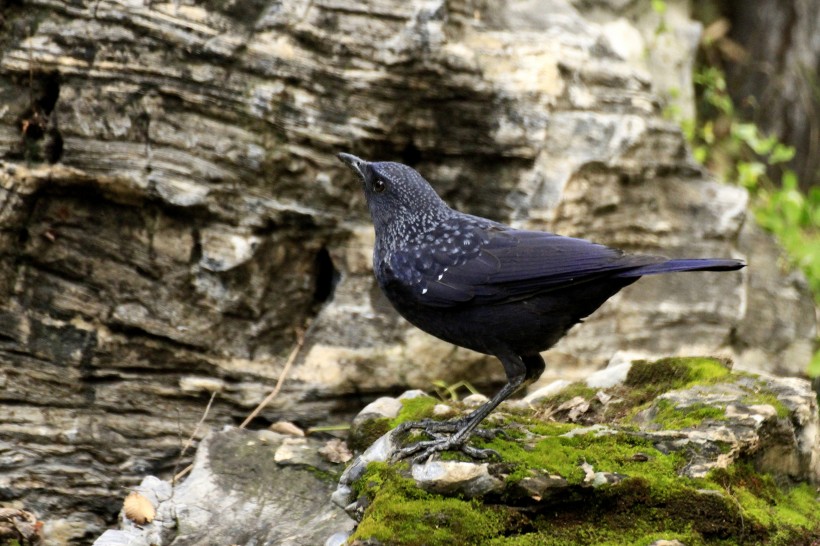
left=523, top=379, right=573, bottom=403
left=432, top=403, right=457, bottom=418
left=585, top=362, right=633, bottom=388
left=513, top=471, right=570, bottom=501
left=636, top=374, right=820, bottom=481
left=354, top=396, right=404, bottom=422
left=325, top=531, right=353, bottom=546
left=398, top=390, right=433, bottom=400
left=330, top=485, right=354, bottom=513
left=94, top=428, right=354, bottom=546
left=93, top=530, right=151, bottom=546
left=411, top=460, right=503, bottom=498
left=462, top=393, right=490, bottom=408
left=274, top=437, right=325, bottom=467
left=338, top=430, right=401, bottom=493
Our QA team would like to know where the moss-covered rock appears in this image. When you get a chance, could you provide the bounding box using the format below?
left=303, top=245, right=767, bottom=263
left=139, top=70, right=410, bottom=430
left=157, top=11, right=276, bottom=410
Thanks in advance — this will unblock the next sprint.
left=338, top=357, right=820, bottom=545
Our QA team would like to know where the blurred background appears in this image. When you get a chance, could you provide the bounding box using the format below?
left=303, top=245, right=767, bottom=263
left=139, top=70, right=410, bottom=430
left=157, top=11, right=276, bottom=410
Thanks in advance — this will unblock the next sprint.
left=0, top=0, right=816, bottom=541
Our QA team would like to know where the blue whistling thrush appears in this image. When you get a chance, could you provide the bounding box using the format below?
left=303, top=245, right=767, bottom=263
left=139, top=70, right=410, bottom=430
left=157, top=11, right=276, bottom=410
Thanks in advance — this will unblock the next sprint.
left=338, top=153, right=745, bottom=462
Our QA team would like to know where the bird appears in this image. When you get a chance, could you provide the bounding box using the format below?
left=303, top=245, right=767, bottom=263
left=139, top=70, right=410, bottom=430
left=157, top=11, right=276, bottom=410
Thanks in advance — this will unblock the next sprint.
left=337, top=152, right=745, bottom=462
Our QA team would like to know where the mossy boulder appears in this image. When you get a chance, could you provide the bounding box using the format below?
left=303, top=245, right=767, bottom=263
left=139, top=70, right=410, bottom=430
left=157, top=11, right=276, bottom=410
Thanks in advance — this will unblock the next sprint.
left=338, top=357, right=820, bottom=545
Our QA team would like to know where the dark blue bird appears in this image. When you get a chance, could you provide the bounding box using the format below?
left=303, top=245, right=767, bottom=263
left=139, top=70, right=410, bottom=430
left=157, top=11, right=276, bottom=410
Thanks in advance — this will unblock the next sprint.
left=338, top=153, right=745, bottom=461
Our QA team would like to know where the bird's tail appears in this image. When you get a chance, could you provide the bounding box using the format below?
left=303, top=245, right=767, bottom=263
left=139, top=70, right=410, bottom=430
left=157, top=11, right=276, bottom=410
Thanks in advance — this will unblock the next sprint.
left=615, top=258, right=745, bottom=278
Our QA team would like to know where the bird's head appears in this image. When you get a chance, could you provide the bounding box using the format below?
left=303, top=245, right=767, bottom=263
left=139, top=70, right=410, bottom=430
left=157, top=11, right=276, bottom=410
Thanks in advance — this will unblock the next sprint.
left=337, top=153, right=449, bottom=233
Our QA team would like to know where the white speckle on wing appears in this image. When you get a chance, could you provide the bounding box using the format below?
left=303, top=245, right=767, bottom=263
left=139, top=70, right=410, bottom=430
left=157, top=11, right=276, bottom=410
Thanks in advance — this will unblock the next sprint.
left=437, top=274, right=443, bottom=280
left=422, top=288, right=428, bottom=294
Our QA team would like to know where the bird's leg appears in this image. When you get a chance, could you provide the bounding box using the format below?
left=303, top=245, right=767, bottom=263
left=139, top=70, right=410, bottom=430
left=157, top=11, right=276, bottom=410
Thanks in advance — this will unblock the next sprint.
left=393, top=378, right=524, bottom=462
left=393, top=352, right=540, bottom=463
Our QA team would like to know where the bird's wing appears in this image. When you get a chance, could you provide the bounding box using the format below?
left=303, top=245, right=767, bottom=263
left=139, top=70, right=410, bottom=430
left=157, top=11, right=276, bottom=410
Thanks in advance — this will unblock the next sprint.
left=388, top=226, right=663, bottom=308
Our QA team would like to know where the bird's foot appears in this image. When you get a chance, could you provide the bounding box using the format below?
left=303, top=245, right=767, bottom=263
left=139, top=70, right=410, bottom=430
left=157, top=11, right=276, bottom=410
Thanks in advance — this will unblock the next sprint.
left=391, top=419, right=501, bottom=463
left=392, top=433, right=500, bottom=464
left=394, top=418, right=507, bottom=440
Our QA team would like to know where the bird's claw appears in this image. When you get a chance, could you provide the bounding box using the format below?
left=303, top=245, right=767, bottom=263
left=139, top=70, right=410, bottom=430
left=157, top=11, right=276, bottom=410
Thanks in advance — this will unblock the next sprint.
left=392, top=436, right=500, bottom=464
left=394, top=418, right=504, bottom=438
left=391, top=419, right=502, bottom=463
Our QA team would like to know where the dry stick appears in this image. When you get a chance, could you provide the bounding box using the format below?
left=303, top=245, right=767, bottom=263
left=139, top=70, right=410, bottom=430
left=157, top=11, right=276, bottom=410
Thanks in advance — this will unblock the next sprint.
left=173, top=326, right=308, bottom=482
left=239, top=327, right=307, bottom=428
left=172, top=390, right=217, bottom=484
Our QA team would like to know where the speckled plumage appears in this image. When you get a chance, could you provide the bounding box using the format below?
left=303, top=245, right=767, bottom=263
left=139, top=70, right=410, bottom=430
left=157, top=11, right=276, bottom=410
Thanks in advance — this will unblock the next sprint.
left=338, top=153, right=745, bottom=461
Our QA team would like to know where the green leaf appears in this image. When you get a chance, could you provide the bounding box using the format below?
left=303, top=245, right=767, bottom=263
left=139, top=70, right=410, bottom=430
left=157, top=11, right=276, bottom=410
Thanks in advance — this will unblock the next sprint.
left=781, top=170, right=798, bottom=190
left=770, top=143, right=796, bottom=164
left=731, top=123, right=760, bottom=148
left=702, top=121, right=714, bottom=144
left=736, top=161, right=766, bottom=189
left=693, top=146, right=708, bottom=165
left=808, top=350, right=820, bottom=378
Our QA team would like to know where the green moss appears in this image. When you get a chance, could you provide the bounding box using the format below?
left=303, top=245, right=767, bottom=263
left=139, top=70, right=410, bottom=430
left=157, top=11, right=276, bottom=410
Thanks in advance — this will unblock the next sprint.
left=704, top=464, right=820, bottom=544
left=741, top=391, right=791, bottom=418
left=601, top=357, right=733, bottom=423
left=348, top=417, right=391, bottom=452
left=532, top=383, right=599, bottom=407
left=352, top=468, right=776, bottom=545
left=526, top=421, right=579, bottom=437
left=499, top=477, right=754, bottom=546
left=390, top=396, right=440, bottom=428
left=351, top=428, right=819, bottom=545
left=487, top=531, right=699, bottom=546
left=351, top=463, right=508, bottom=545
left=349, top=358, right=819, bottom=544
left=626, top=357, right=731, bottom=392
left=474, top=426, right=686, bottom=489
left=651, top=398, right=728, bottom=429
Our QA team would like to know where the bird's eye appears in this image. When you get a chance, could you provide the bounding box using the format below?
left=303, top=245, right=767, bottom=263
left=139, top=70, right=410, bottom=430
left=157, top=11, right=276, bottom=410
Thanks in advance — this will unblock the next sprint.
left=373, top=178, right=386, bottom=193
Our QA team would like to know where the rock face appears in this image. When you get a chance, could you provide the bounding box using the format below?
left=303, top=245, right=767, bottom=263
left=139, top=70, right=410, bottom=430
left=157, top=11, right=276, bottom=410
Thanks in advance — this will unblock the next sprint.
left=0, top=0, right=815, bottom=540
left=335, top=358, right=820, bottom=544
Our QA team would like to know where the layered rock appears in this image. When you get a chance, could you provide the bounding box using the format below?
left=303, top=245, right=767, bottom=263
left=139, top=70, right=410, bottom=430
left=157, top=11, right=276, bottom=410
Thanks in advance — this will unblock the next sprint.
left=0, top=0, right=814, bottom=540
